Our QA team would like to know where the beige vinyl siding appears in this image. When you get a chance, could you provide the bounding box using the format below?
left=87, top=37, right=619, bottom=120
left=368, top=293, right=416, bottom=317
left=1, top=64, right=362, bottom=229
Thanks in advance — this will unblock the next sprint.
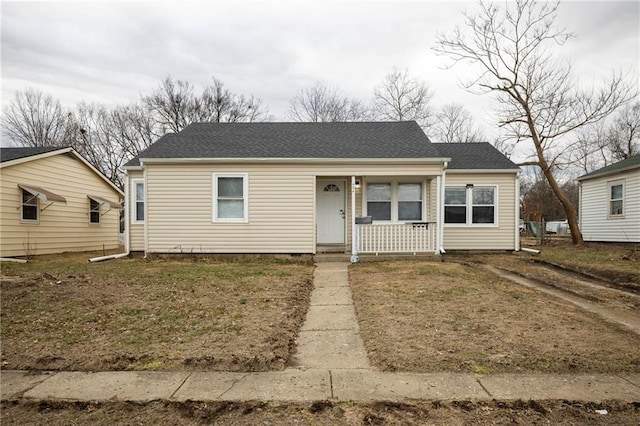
left=443, top=172, right=518, bottom=250
left=580, top=169, right=640, bottom=243
left=0, top=153, right=121, bottom=256
left=142, top=162, right=443, bottom=253
left=127, top=170, right=145, bottom=251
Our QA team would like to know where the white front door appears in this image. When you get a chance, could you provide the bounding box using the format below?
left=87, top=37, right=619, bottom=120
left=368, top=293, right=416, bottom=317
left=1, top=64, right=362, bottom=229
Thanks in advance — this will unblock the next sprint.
left=317, top=181, right=345, bottom=244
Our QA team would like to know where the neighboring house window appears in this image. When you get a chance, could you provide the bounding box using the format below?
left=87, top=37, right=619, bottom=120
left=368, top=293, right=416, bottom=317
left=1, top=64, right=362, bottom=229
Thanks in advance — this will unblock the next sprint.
left=132, top=180, right=144, bottom=223
left=213, top=173, right=248, bottom=222
left=445, top=186, right=497, bottom=225
left=89, top=198, right=101, bottom=224
left=21, top=190, right=38, bottom=222
left=365, top=181, right=423, bottom=222
left=608, top=181, right=624, bottom=217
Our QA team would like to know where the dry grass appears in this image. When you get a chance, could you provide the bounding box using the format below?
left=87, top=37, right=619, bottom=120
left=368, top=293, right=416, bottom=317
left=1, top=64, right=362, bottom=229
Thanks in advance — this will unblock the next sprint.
left=349, top=261, right=640, bottom=374
left=0, top=251, right=314, bottom=372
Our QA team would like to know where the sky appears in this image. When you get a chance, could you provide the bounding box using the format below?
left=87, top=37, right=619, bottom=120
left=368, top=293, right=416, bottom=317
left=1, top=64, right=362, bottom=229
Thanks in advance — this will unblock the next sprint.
left=1, top=0, right=639, bottom=153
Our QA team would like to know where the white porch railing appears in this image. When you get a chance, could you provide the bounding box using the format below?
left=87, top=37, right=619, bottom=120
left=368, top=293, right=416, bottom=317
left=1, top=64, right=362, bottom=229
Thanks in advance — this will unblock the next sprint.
left=356, top=223, right=434, bottom=254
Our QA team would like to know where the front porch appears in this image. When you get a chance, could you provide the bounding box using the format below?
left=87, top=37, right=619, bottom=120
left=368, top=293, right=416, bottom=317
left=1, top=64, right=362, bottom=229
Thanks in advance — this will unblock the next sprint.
left=315, top=173, right=446, bottom=259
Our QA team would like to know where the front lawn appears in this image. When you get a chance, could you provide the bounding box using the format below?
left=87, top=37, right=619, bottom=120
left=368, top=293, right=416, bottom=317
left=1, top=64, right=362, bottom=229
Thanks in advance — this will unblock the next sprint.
left=349, top=261, right=640, bottom=374
left=1, top=252, right=314, bottom=372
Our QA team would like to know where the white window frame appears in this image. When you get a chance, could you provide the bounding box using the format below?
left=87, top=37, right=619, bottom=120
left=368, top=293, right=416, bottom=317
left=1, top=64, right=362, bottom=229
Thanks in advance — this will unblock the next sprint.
left=607, top=180, right=624, bottom=218
left=89, top=198, right=101, bottom=225
left=363, top=179, right=426, bottom=223
left=212, top=173, right=249, bottom=223
left=131, top=179, right=145, bottom=224
left=21, top=189, right=39, bottom=224
left=444, top=185, right=498, bottom=227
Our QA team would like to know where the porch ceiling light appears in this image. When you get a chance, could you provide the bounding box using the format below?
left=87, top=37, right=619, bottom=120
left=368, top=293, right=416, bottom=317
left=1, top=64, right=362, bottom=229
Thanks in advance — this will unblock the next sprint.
left=355, top=180, right=361, bottom=189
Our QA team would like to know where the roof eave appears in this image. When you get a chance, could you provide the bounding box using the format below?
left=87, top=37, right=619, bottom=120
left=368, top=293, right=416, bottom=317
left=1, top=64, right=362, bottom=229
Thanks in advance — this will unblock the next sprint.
left=577, top=164, right=640, bottom=181
left=0, top=147, right=72, bottom=168
left=138, top=157, right=452, bottom=165
left=446, top=168, right=521, bottom=174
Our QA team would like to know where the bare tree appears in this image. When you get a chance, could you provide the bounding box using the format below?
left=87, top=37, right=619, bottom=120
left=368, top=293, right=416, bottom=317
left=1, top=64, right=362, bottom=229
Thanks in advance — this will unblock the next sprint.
left=432, top=102, right=485, bottom=142
left=372, top=68, right=433, bottom=128
left=68, top=102, right=125, bottom=187
left=1, top=88, right=72, bottom=147
left=434, top=0, right=637, bottom=244
left=607, top=101, right=640, bottom=161
left=199, top=77, right=271, bottom=123
left=287, top=81, right=370, bottom=122
left=143, top=76, right=198, bottom=133
left=108, top=103, right=158, bottom=161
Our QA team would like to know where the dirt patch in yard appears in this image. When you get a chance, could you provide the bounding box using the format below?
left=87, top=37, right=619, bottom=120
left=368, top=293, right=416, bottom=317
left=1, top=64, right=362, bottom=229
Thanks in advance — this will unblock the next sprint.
left=0, top=252, right=314, bottom=372
left=2, top=399, right=639, bottom=425
left=521, top=238, right=640, bottom=290
left=349, top=261, right=640, bottom=374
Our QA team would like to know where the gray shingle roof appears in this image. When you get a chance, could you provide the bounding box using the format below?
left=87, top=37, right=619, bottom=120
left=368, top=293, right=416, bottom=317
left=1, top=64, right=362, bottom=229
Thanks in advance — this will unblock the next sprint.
left=1, top=146, right=65, bottom=163
left=434, top=143, right=519, bottom=170
left=125, top=122, right=440, bottom=166
left=577, top=154, right=640, bottom=180
left=124, top=122, right=517, bottom=171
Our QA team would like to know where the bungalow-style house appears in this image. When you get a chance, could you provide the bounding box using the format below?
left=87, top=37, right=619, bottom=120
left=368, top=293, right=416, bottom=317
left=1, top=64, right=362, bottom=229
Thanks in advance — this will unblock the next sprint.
left=577, top=154, right=640, bottom=243
left=0, top=147, right=123, bottom=257
left=123, top=122, right=520, bottom=258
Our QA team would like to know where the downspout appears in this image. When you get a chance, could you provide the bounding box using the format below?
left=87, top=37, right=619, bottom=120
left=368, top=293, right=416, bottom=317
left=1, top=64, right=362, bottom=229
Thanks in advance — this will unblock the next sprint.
left=143, top=162, right=149, bottom=258
left=515, top=170, right=521, bottom=252
left=89, top=174, right=130, bottom=263
left=438, top=162, right=447, bottom=254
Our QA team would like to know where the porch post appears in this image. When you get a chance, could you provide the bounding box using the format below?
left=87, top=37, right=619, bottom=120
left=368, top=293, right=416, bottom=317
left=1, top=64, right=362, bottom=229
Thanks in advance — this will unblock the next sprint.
left=351, top=175, right=357, bottom=256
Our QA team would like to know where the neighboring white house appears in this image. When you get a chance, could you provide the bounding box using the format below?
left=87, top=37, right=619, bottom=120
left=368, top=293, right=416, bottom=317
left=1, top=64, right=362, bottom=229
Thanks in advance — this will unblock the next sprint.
left=0, top=147, right=124, bottom=257
left=122, top=121, right=521, bottom=257
left=577, top=154, right=640, bottom=243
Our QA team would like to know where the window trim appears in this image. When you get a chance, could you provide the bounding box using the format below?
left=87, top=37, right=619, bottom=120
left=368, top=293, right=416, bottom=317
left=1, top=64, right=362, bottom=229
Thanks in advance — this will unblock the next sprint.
left=607, top=179, right=625, bottom=218
left=363, top=179, right=425, bottom=223
left=212, top=173, right=249, bottom=223
left=444, top=185, right=498, bottom=227
left=20, top=189, right=39, bottom=224
left=89, top=197, right=101, bottom=225
left=131, top=179, right=145, bottom=224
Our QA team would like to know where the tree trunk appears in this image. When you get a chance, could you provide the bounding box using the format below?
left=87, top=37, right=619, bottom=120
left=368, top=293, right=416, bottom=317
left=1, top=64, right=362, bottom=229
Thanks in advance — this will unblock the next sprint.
left=528, top=130, right=585, bottom=245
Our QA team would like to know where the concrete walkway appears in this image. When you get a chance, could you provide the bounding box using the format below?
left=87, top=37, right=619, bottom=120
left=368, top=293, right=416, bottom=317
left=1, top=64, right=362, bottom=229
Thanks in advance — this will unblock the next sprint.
left=292, top=262, right=369, bottom=370
left=2, top=262, right=640, bottom=403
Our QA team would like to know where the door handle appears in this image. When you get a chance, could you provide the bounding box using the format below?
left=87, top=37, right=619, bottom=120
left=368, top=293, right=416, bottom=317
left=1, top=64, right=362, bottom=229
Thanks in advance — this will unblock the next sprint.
left=339, top=209, right=345, bottom=218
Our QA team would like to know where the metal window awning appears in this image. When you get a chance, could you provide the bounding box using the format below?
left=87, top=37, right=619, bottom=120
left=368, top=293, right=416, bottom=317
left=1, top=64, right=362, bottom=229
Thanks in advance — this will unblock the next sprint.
left=87, top=195, right=122, bottom=209
left=19, top=184, right=67, bottom=204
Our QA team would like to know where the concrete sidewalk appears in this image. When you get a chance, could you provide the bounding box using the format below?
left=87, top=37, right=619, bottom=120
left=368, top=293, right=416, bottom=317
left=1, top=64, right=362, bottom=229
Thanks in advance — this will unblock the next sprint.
left=2, top=262, right=639, bottom=403
left=2, top=370, right=640, bottom=402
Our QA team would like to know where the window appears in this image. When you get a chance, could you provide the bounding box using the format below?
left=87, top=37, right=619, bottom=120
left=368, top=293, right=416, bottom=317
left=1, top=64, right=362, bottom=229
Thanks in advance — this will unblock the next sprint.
left=132, top=180, right=144, bottom=223
left=398, top=183, right=422, bottom=221
left=472, top=187, right=495, bottom=224
left=21, top=189, right=38, bottom=222
left=444, top=187, right=466, bottom=224
left=444, top=186, right=496, bottom=225
left=213, top=173, right=248, bottom=222
left=365, top=181, right=423, bottom=222
left=367, top=183, right=391, bottom=221
left=609, top=181, right=624, bottom=217
left=89, top=198, right=101, bottom=224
